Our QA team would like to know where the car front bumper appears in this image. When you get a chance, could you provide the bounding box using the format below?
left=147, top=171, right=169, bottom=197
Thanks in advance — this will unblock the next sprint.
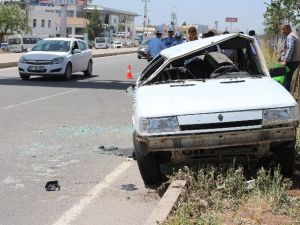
left=18, top=62, right=67, bottom=76
left=137, top=126, right=297, bottom=153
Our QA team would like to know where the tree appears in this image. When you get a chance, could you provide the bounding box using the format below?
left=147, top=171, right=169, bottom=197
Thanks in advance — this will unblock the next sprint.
left=87, top=10, right=103, bottom=41
left=182, top=21, right=187, bottom=26
left=0, top=4, right=29, bottom=42
left=263, top=0, right=300, bottom=35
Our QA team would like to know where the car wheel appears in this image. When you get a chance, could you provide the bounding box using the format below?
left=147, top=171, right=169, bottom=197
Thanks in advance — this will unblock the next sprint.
left=134, top=133, right=161, bottom=186
left=64, top=63, right=72, bottom=80
left=138, top=55, right=142, bottom=59
left=277, top=142, right=296, bottom=176
left=84, top=60, right=93, bottom=77
left=20, top=74, right=30, bottom=80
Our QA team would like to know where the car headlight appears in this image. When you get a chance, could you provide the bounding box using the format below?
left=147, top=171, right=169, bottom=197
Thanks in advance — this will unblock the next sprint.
left=52, top=57, right=64, bottom=64
left=19, top=56, right=26, bottom=63
left=139, top=117, right=180, bottom=133
left=263, top=107, right=299, bottom=125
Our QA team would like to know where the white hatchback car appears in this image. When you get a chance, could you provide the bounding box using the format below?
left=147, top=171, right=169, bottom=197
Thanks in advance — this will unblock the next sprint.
left=132, top=33, right=299, bottom=185
left=18, top=38, right=93, bottom=80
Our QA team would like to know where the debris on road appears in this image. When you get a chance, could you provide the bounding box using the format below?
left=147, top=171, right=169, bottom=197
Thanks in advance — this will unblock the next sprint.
left=45, top=180, right=61, bottom=191
left=95, top=145, right=133, bottom=157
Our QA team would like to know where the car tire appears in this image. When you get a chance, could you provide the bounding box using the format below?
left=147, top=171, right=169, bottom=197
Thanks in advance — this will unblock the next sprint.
left=20, top=74, right=30, bottom=80
left=84, top=60, right=93, bottom=77
left=277, top=142, right=296, bottom=176
left=138, top=55, right=142, bottom=59
left=134, top=133, right=161, bottom=186
left=64, top=63, right=72, bottom=80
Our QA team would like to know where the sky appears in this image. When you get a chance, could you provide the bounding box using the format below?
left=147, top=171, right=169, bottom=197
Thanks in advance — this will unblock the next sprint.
left=95, top=0, right=271, bottom=34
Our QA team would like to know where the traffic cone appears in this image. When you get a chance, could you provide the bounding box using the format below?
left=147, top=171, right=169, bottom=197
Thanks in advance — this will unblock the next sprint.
left=126, top=64, right=133, bottom=80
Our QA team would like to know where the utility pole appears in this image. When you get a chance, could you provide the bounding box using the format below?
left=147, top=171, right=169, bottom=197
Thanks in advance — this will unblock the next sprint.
left=214, top=20, right=218, bottom=32
left=142, top=0, right=149, bottom=38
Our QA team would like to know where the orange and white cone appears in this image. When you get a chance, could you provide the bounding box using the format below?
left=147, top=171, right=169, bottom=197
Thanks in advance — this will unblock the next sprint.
left=126, top=64, right=133, bottom=80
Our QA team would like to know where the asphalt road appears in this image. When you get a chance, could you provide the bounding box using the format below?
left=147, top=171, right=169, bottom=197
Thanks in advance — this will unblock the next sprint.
left=0, top=54, right=160, bottom=225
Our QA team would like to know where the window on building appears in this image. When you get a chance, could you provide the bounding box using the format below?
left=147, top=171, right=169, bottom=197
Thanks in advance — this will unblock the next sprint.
left=67, top=27, right=72, bottom=36
left=33, top=19, right=37, bottom=28
left=41, top=19, right=45, bottom=28
left=114, top=19, right=117, bottom=24
left=56, top=10, right=61, bottom=17
left=48, top=20, right=51, bottom=28
left=75, top=28, right=84, bottom=35
left=67, top=10, right=74, bottom=17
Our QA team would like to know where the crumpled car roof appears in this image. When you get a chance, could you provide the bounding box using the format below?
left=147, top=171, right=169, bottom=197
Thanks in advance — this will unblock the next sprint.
left=160, top=33, right=254, bottom=60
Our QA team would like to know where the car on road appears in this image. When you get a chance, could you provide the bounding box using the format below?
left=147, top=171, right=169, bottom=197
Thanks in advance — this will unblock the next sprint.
left=137, top=39, right=150, bottom=59
left=18, top=38, right=93, bottom=80
left=0, top=42, right=9, bottom=51
left=132, top=33, right=300, bottom=185
left=95, top=37, right=112, bottom=49
left=112, top=40, right=123, bottom=48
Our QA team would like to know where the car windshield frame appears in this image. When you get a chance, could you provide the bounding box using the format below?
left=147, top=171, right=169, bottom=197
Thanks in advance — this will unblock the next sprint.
left=142, top=35, right=267, bottom=86
left=31, top=40, right=71, bottom=52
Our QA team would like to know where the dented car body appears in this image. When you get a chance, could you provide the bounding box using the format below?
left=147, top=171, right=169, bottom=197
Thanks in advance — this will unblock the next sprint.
left=132, top=33, right=299, bottom=185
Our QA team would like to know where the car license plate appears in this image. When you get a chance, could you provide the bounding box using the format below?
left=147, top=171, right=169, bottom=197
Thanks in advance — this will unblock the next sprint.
left=29, top=66, right=44, bottom=71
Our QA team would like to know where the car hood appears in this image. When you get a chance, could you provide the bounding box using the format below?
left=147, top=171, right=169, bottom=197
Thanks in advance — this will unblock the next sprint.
left=135, top=77, right=297, bottom=118
left=23, top=51, right=68, bottom=60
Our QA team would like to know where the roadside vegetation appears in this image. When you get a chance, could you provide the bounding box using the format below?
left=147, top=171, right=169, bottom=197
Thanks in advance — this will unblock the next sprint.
left=163, top=163, right=300, bottom=225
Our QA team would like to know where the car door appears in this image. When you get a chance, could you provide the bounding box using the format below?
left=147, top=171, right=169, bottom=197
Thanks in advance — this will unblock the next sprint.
left=70, top=40, right=82, bottom=72
left=78, top=41, right=90, bottom=71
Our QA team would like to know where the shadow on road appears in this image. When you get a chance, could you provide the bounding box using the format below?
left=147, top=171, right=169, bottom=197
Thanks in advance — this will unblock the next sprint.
left=0, top=74, right=135, bottom=90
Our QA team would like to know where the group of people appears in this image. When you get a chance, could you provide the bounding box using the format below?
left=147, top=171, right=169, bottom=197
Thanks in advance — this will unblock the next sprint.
left=147, top=25, right=199, bottom=62
left=146, top=23, right=300, bottom=97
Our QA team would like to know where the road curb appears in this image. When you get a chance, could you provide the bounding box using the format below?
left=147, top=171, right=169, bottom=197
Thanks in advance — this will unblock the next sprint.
left=143, top=180, right=186, bottom=225
left=0, top=50, right=137, bottom=69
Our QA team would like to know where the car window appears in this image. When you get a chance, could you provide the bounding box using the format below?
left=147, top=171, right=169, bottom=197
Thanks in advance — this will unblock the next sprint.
left=78, top=41, right=87, bottom=51
left=140, top=56, right=165, bottom=83
left=31, top=40, right=70, bottom=52
left=72, top=41, right=79, bottom=51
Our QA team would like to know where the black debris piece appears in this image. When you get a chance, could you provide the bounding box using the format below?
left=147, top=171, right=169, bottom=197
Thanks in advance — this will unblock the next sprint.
left=45, top=180, right=61, bottom=191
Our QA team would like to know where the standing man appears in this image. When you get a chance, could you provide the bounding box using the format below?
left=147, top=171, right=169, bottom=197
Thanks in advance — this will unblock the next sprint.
left=248, top=30, right=260, bottom=46
left=147, top=26, right=165, bottom=62
left=174, top=31, right=183, bottom=45
left=164, top=25, right=176, bottom=48
left=279, top=24, right=300, bottom=91
left=184, top=26, right=198, bottom=42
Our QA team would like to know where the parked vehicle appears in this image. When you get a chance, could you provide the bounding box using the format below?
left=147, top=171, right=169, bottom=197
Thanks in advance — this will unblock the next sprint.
left=137, top=39, right=150, bottom=59
left=95, top=37, right=112, bottom=49
left=0, top=43, right=9, bottom=51
left=18, top=38, right=93, bottom=80
left=112, top=40, right=123, bottom=48
left=113, top=32, right=125, bottom=38
left=132, top=33, right=300, bottom=185
left=8, top=34, right=39, bottom=52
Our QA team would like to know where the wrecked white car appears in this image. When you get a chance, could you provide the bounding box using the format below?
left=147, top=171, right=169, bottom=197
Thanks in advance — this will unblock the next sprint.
left=132, top=33, right=299, bottom=185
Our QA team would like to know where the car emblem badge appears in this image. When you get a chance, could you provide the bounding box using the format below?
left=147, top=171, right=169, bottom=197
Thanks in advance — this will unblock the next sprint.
left=218, top=114, right=223, bottom=121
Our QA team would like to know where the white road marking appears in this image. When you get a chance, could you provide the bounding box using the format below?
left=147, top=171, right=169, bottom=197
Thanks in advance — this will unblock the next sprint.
left=52, top=160, right=133, bottom=225
left=2, top=89, right=78, bottom=110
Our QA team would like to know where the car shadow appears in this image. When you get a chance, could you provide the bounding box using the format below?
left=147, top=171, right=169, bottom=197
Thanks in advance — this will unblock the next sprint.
left=0, top=74, right=135, bottom=90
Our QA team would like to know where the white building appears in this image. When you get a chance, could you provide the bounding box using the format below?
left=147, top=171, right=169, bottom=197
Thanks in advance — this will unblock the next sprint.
left=29, top=6, right=56, bottom=37
left=27, top=1, right=138, bottom=39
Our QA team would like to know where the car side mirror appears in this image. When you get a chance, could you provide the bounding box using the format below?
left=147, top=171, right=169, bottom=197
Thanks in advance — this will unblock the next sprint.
left=26, top=48, right=31, bottom=52
left=73, top=49, right=81, bottom=54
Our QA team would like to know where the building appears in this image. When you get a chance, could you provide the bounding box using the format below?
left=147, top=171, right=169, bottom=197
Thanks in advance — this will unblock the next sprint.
left=1, top=0, right=138, bottom=39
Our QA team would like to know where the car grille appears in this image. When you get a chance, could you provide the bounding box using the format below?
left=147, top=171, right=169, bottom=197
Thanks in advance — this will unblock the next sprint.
left=180, top=119, right=262, bottom=131
left=26, top=60, right=52, bottom=65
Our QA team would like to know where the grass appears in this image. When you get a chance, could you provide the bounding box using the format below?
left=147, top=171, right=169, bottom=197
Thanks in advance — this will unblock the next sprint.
left=260, top=39, right=278, bottom=69
left=162, top=163, right=300, bottom=225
